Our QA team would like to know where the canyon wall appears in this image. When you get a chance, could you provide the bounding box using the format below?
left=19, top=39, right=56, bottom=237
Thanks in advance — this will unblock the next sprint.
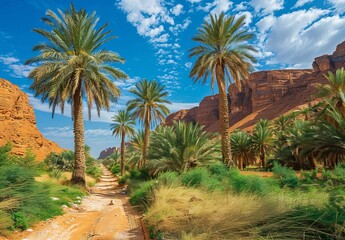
left=164, top=41, right=345, bottom=132
left=0, top=78, right=62, bottom=160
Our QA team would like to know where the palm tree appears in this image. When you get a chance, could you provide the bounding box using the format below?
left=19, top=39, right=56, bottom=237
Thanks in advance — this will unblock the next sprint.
left=127, top=80, right=171, bottom=168
left=26, top=5, right=128, bottom=185
left=318, top=68, right=345, bottom=115
left=147, top=121, right=221, bottom=175
left=189, top=12, right=256, bottom=166
left=251, top=119, right=274, bottom=168
left=128, top=130, right=145, bottom=169
left=230, top=130, right=255, bottom=169
left=110, top=110, right=135, bottom=176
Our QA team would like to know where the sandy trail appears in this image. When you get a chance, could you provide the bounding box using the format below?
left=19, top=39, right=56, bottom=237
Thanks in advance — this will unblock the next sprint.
left=11, top=167, right=144, bottom=240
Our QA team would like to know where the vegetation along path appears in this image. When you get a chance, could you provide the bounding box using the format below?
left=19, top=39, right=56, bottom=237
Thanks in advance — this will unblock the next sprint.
left=13, top=167, right=144, bottom=240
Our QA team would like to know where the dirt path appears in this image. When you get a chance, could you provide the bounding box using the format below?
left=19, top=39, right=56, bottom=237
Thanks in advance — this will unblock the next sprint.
left=11, top=167, right=144, bottom=240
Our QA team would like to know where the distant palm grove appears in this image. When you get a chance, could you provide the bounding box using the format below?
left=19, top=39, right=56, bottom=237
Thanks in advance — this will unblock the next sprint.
left=0, top=3, right=341, bottom=239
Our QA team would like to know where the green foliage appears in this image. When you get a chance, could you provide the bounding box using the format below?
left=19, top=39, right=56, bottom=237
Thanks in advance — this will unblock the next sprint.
left=11, top=212, right=28, bottom=230
left=208, top=162, right=228, bottom=177
left=44, top=151, right=74, bottom=172
left=157, top=172, right=180, bottom=187
left=181, top=168, right=209, bottom=187
left=112, top=164, right=121, bottom=175
left=147, top=121, right=221, bottom=175
left=273, top=163, right=300, bottom=188
left=230, top=130, right=256, bottom=169
left=129, top=181, right=156, bottom=207
left=226, top=171, right=274, bottom=196
left=0, top=143, right=12, bottom=165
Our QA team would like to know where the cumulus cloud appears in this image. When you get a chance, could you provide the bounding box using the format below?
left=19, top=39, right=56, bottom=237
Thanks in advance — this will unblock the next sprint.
left=250, top=0, right=284, bottom=15
left=293, top=0, right=313, bottom=8
left=171, top=4, right=184, bottom=16
left=199, top=0, right=233, bottom=15
left=257, top=8, right=345, bottom=68
left=328, top=0, right=345, bottom=13
left=0, top=55, right=34, bottom=78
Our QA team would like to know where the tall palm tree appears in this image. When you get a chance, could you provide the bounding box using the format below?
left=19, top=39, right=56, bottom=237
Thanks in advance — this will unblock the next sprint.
left=26, top=5, right=128, bottom=185
left=251, top=119, right=274, bottom=168
left=230, top=130, right=255, bottom=169
left=110, top=110, right=135, bottom=176
left=189, top=12, right=257, bottom=166
left=127, top=80, right=171, bottom=168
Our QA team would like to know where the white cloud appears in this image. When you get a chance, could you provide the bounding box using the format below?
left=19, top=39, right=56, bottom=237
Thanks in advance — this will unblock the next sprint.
left=185, top=62, right=192, bottom=68
left=236, top=11, right=253, bottom=26
left=250, top=0, right=284, bottom=15
left=117, top=0, right=174, bottom=40
left=149, top=33, right=169, bottom=43
left=168, top=102, right=199, bottom=112
left=293, top=0, right=313, bottom=8
left=187, top=0, right=202, bottom=3
left=258, top=8, right=345, bottom=68
left=199, top=0, right=233, bottom=15
left=328, top=0, right=345, bottom=13
left=169, top=18, right=191, bottom=35
left=171, top=4, right=184, bottom=16
left=0, top=55, right=34, bottom=78
left=233, top=2, right=248, bottom=11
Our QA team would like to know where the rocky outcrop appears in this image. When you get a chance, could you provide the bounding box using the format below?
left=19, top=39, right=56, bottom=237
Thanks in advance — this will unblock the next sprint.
left=98, top=147, right=118, bottom=159
left=164, top=41, right=345, bottom=132
left=0, top=79, right=62, bottom=160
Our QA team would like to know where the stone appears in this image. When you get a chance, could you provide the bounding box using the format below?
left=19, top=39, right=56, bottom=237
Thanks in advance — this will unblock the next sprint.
left=0, top=79, right=63, bottom=160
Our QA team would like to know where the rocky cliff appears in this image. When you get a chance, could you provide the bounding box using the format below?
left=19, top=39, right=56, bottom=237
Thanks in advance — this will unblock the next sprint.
left=164, top=41, right=345, bottom=131
left=98, top=147, right=118, bottom=159
left=0, top=79, right=62, bottom=160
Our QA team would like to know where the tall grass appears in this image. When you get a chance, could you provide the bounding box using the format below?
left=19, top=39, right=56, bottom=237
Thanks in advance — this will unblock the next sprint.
left=144, top=186, right=344, bottom=239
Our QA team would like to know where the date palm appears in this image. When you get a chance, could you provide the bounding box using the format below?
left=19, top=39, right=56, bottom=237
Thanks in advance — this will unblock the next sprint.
left=251, top=119, right=274, bottom=168
left=26, top=5, right=128, bottom=185
left=128, top=130, right=145, bottom=169
left=127, top=80, right=171, bottom=168
left=189, top=12, right=256, bottom=166
left=230, top=130, right=255, bottom=169
left=147, top=121, right=221, bottom=175
left=110, top=110, right=135, bottom=176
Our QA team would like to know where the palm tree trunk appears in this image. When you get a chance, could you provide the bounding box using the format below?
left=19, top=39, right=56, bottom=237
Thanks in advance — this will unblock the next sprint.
left=216, top=65, right=233, bottom=166
left=260, top=148, right=265, bottom=168
left=120, top=130, right=125, bottom=176
left=142, top=118, right=150, bottom=168
left=71, top=84, right=86, bottom=186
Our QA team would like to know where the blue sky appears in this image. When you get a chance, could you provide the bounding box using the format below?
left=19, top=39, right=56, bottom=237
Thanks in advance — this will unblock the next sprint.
left=0, top=0, right=344, bottom=157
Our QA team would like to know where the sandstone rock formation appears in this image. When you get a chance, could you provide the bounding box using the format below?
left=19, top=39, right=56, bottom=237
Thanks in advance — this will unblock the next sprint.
left=98, top=147, right=118, bottom=159
left=0, top=78, right=62, bottom=160
left=164, top=41, right=345, bottom=132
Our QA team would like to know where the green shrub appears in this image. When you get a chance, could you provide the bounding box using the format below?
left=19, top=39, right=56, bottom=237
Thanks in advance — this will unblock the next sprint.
left=129, top=180, right=156, bottom=207
left=11, top=212, right=28, bottom=230
left=86, top=164, right=102, bottom=180
left=112, top=164, right=121, bottom=175
left=181, top=168, right=209, bottom=187
left=273, top=163, right=299, bottom=188
left=157, top=172, right=180, bottom=187
left=227, top=173, right=274, bottom=196
left=209, top=163, right=228, bottom=178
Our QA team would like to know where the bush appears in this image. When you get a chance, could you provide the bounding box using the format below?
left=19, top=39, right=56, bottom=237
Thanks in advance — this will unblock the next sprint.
left=129, top=180, right=156, bottom=207
left=227, top=172, right=274, bottom=196
left=157, top=172, right=180, bottom=187
left=273, top=163, right=299, bottom=188
left=112, top=164, right=121, bottom=175
left=11, top=212, right=28, bottom=230
left=181, top=168, right=209, bottom=187
left=209, top=163, right=228, bottom=178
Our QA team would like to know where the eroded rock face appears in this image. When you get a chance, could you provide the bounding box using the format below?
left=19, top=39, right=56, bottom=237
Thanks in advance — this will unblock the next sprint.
left=98, top=147, right=118, bottom=159
left=0, top=78, right=62, bottom=160
left=164, top=41, right=345, bottom=132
